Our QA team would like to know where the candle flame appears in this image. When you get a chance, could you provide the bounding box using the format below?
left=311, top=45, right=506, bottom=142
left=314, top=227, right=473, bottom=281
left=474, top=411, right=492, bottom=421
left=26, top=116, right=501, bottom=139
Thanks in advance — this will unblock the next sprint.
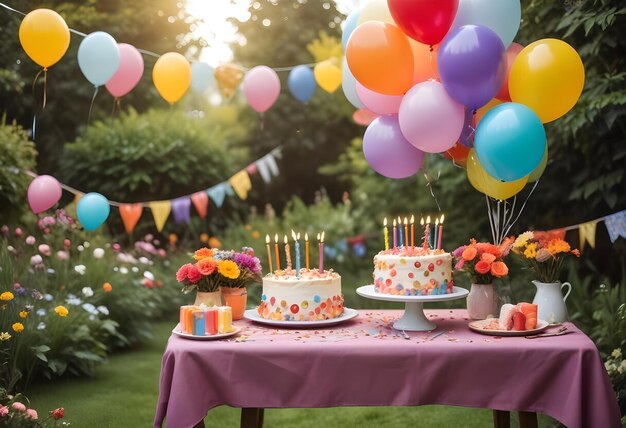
left=383, top=217, right=387, bottom=226
left=410, top=215, right=414, bottom=224
left=320, top=231, right=325, bottom=243
left=291, top=229, right=297, bottom=241
left=274, top=233, right=278, bottom=243
left=420, top=217, right=424, bottom=226
left=435, top=217, right=439, bottom=226
left=266, top=234, right=270, bottom=244
left=393, top=218, right=397, bottom=227
left=426, top=215, right=431, bottom=223
left=397, top=216, right=401, bottom=224
left=297, top=232, right=300, bottom=240
left=404, top=217, right=408, bottom=225
left=305, top=233, right=308, bottom=242
left=317, top=233, right=320, bottom=240
left=284, top=235, right=288, bottom=244
left=440, top=214, right=445, bottom=224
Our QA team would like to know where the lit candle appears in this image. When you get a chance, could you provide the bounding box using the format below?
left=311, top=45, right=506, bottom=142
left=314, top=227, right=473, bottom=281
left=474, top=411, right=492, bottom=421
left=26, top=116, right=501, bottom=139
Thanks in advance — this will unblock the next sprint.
left=318, top=231, right=325, bottom=273
left=284, top=235, right=292, bottom=271
left=397, top=216, right=403, bottom=247
left=392, top=219, right=397, bottom=249
left=438, top=214, right=444, bottom=250
left=403, top=217, right=408, bottom=249
left=410, top=215, right=415, bottom=249
left=425, top=216, right=431, bottom=250
left=383, top=217, right=389, bottom=251
left=434, top=217, right=439, bottom=250
left=305, top=233, right=310, bottom=270
left=274, top=233, right=280, bottom=271
left=265, top=234, right=273, bottom=273
left=292, top=230, right=300, bottom=277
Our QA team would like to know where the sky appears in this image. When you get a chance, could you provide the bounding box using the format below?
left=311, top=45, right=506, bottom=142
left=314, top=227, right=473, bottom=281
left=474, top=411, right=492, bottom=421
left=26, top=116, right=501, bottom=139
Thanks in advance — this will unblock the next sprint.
left=185, top=0, right=360, bottom=66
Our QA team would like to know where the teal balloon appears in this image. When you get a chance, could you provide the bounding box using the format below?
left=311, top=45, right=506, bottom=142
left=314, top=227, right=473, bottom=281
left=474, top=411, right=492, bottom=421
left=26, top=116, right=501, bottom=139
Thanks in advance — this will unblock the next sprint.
left=190, top=61, right=214, bottom=94
left=77, top=32, right=120, bottom=87
left=342, top=9, right=361, bottom=50
left=77, top=192, right=110, bottom=231
left=287, top=65, right=316, bottom=103
left=341, top=58, right=363, bottom=109
left=528, top=146, right=548, bottom=182
left=452, top=0, right=521, bottom=48
left=475, top=102, right=546, bottom=182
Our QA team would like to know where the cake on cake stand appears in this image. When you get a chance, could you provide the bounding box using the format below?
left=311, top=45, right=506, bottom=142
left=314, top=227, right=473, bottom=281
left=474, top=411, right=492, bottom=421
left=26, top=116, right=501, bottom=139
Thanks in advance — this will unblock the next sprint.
left=356, top=285, right=469, bottom=331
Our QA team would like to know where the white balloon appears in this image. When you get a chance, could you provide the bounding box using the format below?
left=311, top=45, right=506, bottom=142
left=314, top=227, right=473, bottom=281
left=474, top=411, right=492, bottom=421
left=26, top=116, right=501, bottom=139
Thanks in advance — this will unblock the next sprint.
left=341, top=58, right=363, bottom=109
left=451, top=0, right=521, bottom=47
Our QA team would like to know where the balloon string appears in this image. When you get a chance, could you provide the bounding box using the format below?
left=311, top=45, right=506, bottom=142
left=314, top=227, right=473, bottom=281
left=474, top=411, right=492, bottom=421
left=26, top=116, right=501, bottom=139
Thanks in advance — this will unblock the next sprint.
left=111, top=97, right=121, bottom=115
left=88, top=86, right=99, bottom=124
left=259, top=113, right=264, bottom=131
left=42, top=69, right=48, bottom=109
left=428, top=48, right=438, bottom=81
left=31, top=68, right=45, bottom=141
left=423, top=155, right=441, bottom=211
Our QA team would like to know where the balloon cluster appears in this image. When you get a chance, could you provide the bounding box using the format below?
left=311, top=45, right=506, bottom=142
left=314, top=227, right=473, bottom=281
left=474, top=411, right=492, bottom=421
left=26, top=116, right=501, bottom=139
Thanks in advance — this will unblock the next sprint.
left=343, top=0, right=584, bottom=200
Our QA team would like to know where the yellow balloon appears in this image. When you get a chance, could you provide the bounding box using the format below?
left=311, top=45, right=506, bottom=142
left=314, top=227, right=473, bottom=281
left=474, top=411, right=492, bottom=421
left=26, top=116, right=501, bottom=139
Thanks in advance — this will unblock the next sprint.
left=509, top=39, right=584, bottom=123
left=466, top=149, right=528, bottom=200
left=19, top=9, right=70, bottom=69
left=152, top=52, right=191, bottom=104
left=314, top=59, right=342, bottom=93
left=357, top=0, right=395, bottom=25
left=476, top=98, right=503, bottom=124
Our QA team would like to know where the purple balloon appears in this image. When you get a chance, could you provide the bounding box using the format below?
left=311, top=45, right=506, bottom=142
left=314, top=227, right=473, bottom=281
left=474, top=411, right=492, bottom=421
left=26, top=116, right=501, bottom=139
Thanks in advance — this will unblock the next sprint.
left=363, top=115, right=425, bottom=179
left=438, top=25, right=506, bottom=110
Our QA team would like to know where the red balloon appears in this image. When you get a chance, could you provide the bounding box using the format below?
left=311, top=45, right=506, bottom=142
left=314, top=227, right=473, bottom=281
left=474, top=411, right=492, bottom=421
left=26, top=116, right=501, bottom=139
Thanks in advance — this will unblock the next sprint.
left=496, top=42, right=524, bottom=101
left=387, top=0, right=459, bottom=46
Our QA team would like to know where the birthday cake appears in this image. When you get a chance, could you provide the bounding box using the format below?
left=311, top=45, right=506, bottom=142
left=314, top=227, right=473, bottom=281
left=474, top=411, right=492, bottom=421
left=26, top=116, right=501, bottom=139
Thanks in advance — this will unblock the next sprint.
left=373, top=247, right=453, bottom=296
left=257, top=269, right=344, bottom=321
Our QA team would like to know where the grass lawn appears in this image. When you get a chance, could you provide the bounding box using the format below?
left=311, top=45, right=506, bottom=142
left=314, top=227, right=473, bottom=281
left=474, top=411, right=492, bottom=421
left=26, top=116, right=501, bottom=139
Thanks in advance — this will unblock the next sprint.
left=28, top=318, right=556, bottom=427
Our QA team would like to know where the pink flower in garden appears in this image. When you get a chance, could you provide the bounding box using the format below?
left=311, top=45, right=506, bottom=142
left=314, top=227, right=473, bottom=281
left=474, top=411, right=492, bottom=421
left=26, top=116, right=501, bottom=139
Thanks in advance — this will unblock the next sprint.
left=157, top=249, right=167, bottom=258
left=25, top=236, right=36, bottom=245
left=13, top=282, right=21, bottom=290
left=56, top=250, right=69, bottom=260
left=51, top=408, right=64, bottom=420
left=144, top=234, right=154, bottom=242
left=38, top=244, right=52, bottom=257
left=1, top=225, right=8, bottom=236
left=26, top=408, right=38, bottom=419
left=63, top=239, right=71, bottom=249
left=30, top=254, right=44, bottom=267
left=14, top=227, right=23, bottom=237
left=11, top=402, right=26, bottom=412
left=112, top=243, right=121, bottom=252
left=42, top=216, right=56, bottom=226
left=0, top=405, right=8, bottom=416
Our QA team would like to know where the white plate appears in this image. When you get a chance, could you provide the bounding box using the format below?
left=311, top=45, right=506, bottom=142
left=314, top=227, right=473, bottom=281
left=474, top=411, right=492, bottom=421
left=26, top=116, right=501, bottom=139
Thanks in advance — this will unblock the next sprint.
left=244, top=307, right=359, bottom=328
left=172, top=325, right=241, bottom=340
left=468, top=318, right=549, bottom=336
left=356, top=285, right=469, bottom=302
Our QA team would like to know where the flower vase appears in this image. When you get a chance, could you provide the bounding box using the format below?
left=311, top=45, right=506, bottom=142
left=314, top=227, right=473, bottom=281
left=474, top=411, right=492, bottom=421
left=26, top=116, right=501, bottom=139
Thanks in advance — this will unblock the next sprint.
left=466, top=283, right=498, bottom=320
left=194, top=290, right=222, bottom=307
left=532, top=280, right=572, bottom=324
left=220, top=286, right=247, bottom=320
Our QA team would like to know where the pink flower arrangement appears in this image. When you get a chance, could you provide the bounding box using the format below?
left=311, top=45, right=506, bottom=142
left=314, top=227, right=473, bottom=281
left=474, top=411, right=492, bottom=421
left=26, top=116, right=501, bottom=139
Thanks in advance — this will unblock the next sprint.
left=453, top=238, right=514, bottom=284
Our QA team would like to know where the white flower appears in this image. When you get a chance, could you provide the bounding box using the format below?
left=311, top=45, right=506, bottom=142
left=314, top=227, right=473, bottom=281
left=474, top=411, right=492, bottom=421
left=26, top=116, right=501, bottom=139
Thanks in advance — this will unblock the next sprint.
left=66, top=294, right=82, bottom=306
left=82, top=287, right=94, bottom=297
left=37, top=322, right=46, bottom=330
left=77, top=245, right=84, bottom=252
left=619, top=360, right=626, bottom=374
left=611, top=348, right=622, bottom=359
left=119, top=267, right=129, bottom=274
left=138, top=256, right=153, bottom=265
left=30, top=255, right=43, bottom=266
left=143, top=271, right=155, bottom=281
left=113, top=266, right=119, bottom=272
left=82, top=303, right=98, bottom=315
left=36, top=308, right=46, bottom=316
left=43, top=293, right=53, bottom=302
left=131, top=267, right=139, bottom=273
left=97, top=305, right=109, bottom=316
left=92, top=248, right=105, bottom=259
left=83, top=241, right=91, bottom=248
left=74, top=264, right=86, bottom=275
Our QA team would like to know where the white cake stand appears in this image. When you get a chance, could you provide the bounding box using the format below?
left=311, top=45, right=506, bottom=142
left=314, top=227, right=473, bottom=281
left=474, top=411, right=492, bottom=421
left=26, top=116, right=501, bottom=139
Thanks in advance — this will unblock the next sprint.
left=356, top=285, right=469, bottom=331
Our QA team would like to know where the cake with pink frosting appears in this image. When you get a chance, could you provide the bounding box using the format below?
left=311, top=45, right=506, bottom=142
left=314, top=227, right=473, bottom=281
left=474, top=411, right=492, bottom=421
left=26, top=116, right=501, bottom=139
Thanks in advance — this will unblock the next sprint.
left=373, top=247, right=453, bottom=296
left=257, top=269, right=344, bottom=321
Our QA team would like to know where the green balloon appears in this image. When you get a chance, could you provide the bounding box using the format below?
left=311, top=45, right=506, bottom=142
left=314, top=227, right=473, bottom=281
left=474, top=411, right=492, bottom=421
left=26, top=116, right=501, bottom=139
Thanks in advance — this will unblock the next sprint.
left=528, top=147, right=548, bottom=183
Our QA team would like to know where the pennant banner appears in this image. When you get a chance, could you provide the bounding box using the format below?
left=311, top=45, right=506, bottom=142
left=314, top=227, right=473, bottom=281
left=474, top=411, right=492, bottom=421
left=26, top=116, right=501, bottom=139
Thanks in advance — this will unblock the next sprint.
left=119, top=203, right=143, bottom=235
left=579, top=221, right=598, bottom=251
left=171, top=196, right=191, bottom=224
left=229, top=170, right=252, bottom=200
left=256, top=153, right=280, bottom=183
left=605, top=210, right=626, bottom=243
left=190, top=191, right=208, bottom=219
left=149, top=201, right=171, bottom=232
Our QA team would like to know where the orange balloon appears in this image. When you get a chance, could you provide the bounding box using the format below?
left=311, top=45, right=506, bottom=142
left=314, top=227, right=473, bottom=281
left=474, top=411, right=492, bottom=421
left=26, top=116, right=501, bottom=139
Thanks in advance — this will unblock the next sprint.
left=346, top=22, right=414, bottom=95
left=444, top=142, right=470, bottom=166
left=409, top=41, right=439, bottom=85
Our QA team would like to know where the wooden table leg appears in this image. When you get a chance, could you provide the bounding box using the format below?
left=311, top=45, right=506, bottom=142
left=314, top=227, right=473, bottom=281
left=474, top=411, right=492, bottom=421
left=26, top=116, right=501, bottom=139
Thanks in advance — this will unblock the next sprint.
left=518, top=411, right=538, bottom=428
left=241, top=408, right=264, bottom=428
left=493, top=410, right=510, bottom=428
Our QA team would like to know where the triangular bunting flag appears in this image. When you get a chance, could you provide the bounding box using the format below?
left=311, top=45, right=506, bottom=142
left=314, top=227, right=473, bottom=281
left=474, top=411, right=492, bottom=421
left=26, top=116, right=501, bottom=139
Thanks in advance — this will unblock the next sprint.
left=579, top=221, right=598, bottom=251
left=171, top=196, right=191, bottom=224
left=191, top=191, right=208, bottom=219
left=246, top=163, right=257, bottom=175
left=256, top=154, right=280, bottom=183
left=149, top=200, right=171, bottom=232
left=229, top=170, right=252, bottom=200
left=605, top=210, right=626, bottom=243
left=119, top=203, right=143, bottom=235
left=207, top=183, right=227, bottom=208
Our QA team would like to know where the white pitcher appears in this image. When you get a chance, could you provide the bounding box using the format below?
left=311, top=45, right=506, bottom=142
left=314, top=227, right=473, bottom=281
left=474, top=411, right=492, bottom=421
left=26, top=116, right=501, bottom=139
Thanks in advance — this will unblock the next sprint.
left=531, top=280, right=572, bottom=324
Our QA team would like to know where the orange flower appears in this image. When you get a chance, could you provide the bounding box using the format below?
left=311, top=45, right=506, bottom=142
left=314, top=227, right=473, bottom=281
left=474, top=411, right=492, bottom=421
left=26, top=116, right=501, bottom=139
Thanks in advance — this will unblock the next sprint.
left=102, top=282, right=113, bottom=292
left=462, top=246, right=477, bottom=261
left=572, top=249, right=580, bottom=257
left=480, top=253, right=496, bottom=264
left=475, top=260, right=491, bottom=274
left=475, top=242, right=502, bottom=258
left=547, top=239, right=570, bottom=256
left=194, top=247, right=214, bottom=261
left=196, top=258, right=217, bottom=275
left=490, top=261, right=509, bottom=277
left=208, top=237, right=222, bottom=249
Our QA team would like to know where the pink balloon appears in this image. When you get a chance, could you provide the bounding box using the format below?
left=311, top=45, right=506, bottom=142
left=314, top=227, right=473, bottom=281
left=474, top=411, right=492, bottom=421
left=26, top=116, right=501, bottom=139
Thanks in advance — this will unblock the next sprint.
left=353, top=108, right=379, bottom=126
left=398, top=80, right=464, bottom=153
left=27, top=175, right=62, bottom=214
left=242, top=66, right=280, bottom=113
left=105, top=43, right=144, bottom=98
left=356, top=82, right=403, bottom=115
left=363, top=115, right=424, bottom=179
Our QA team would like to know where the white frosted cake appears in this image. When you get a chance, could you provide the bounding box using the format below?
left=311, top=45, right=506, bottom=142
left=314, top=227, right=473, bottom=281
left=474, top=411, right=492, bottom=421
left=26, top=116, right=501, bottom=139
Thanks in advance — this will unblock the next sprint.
left=257, top=269, right=344, bottom=321
left=373, top=247, right=453, bottom=296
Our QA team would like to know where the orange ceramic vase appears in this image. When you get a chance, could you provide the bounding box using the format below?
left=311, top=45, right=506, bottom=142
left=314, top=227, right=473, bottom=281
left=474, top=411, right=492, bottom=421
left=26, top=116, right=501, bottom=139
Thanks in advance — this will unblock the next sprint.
left=220, top=286, right=247, bottom=320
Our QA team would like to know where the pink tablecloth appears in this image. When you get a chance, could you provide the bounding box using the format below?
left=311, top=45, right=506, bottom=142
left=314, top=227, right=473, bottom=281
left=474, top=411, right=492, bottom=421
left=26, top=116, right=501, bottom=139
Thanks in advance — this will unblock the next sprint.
left=154, top=310, right=620, bottom=428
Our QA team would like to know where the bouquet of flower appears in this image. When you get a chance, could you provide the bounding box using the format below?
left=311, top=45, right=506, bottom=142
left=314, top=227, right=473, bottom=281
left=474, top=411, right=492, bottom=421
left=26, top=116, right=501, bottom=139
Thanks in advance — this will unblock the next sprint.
left=511, top=231, right=579, bottom=282
left=176, top=247, right=262, bottom=293
left=453, top=238, right=512, bottom=284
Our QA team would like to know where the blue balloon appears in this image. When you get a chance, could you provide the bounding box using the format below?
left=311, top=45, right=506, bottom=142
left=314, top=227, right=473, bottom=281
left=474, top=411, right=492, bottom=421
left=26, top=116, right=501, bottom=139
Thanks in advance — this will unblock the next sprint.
left=287, top=65, right=316, bottom=103
left=190, top=61, right=214, bottom=94
left=341, top=10, right=361, bottom=50
left=341, top=58, right=363, bottom=109
left=77, top=192, right=110, bottom=231
left=475, top=103, right=546, bottom=182
left=77, top=32, right=120, bottom=87
left=452, top=0, right=521, bottom=48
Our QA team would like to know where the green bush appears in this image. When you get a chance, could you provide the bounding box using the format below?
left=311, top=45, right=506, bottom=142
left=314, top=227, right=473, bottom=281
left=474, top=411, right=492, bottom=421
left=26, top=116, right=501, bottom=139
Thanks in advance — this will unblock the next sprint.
left=0, top=120, right=37, bottom=224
